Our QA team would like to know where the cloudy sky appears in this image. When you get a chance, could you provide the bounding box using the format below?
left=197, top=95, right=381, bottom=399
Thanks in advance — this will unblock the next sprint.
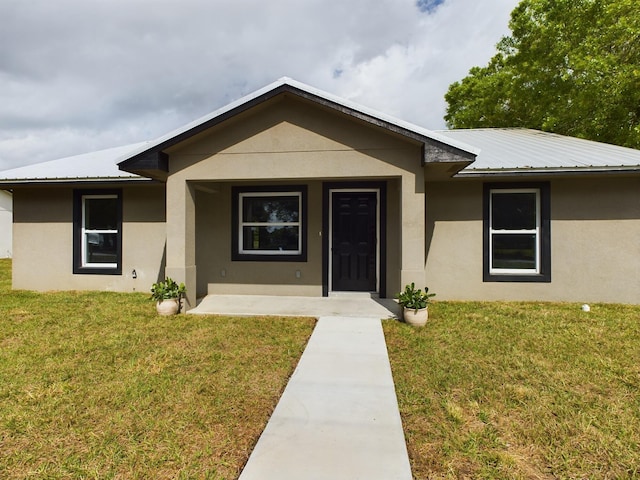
left=0, top=0, right=519, bottom=170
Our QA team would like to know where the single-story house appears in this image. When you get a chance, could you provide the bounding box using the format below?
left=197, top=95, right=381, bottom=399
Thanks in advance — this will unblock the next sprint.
left=0, top=189, right=12, bottom=258
left=0, top=78, right=638, bottom=307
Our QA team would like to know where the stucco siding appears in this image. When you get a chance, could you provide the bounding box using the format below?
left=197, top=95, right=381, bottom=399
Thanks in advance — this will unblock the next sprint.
left=195, top=182, right=324, bottom=297
left=166, top=97, right=423, bottom=182
left=12, top=185, right=166, bottom=292
left=0, top=190, right=11, bottom=258
left=425, top=176, right=640, bottom=304
left=425, top=181, right=483, bottom=297
left=550, top=177, right=639, bottom=304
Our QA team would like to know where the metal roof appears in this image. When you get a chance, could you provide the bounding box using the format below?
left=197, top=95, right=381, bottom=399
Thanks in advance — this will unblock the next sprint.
left=3, top=98, right=640, bottom=185
left=0, top=142, right=149, bottom=185
left=439, top=128, right=640, bottom=175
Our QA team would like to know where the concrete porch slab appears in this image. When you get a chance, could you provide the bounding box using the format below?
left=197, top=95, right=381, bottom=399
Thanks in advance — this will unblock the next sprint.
left=188, top=294, right=400, bottom=319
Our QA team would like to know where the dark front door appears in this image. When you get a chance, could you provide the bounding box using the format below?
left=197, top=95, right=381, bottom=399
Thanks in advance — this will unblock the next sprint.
left=331, top=191, right=377, bottom=292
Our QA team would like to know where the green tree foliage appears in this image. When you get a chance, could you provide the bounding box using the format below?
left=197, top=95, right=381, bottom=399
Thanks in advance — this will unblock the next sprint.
left=445, top=0, right=640, bottom=148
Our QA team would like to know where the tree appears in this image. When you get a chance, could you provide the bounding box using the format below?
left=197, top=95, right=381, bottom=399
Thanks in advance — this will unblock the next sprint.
left=445, top=0, right=640, bottom=149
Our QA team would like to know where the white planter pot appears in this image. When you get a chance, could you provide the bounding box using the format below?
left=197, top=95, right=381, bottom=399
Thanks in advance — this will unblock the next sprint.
left=403, top=307, right=428, bottom=326
left=156, top=298, right=180, bottom=316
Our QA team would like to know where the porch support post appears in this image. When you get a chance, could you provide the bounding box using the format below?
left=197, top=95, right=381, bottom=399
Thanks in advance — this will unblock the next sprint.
left=165, top=176, right=197, bottom=311
left=400, top=174, right=426, bottom=289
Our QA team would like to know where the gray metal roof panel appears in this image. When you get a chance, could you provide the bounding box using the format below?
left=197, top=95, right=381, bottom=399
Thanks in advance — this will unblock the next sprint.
left=438, top=128, right=640, bottom=173
left=0, top=142, right=149, bottom=183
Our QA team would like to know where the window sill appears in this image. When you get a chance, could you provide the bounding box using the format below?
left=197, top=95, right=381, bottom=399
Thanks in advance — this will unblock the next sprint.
left=73, top=266, right=122, bottom=275
left=484, top=272, right=550, bottom=283
left=232, top=253, right=307, bottom=262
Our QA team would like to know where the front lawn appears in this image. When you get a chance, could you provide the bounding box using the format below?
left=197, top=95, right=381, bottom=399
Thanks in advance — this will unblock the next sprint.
left=0, top=259, right=315, bottom=479
left=384, top=301, right=640, bottom=479
left=3, top=257, right=638, bottom=479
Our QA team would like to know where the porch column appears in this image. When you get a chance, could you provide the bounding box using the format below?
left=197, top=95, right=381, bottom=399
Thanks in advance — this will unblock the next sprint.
left=400, top=174, right=426, bottom=288
left=165, top=176, right=197, bottom=311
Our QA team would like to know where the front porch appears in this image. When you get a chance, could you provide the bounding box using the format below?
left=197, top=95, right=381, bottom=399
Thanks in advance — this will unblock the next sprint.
left=189, top=293, right=401, bottom=318
left=167, top=175, right=427, bottom=310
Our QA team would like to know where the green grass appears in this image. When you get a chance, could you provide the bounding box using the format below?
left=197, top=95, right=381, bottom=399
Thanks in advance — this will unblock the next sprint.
left=3, top=257, right=639, bottom=478
left=0, top=259, right=315, bottom=479
left=384, top=301, right=640, bottom=479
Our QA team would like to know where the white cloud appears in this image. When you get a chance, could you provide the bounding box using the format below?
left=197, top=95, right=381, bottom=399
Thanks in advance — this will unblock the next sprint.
left=0, top=0, right=519, bottom=170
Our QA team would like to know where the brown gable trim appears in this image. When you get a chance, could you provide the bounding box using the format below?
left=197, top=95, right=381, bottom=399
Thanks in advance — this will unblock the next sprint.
left=284, top=85, right=475, bottom=166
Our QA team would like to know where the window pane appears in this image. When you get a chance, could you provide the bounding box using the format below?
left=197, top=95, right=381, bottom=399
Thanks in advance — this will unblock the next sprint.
left=242, top=226, right=299, bottom=251
left=86, top=233, right=118, bottom=264
left=243, top=196, right=299, bottom=223
left=85, top=198, right=118, bottom=230
left=492, top=192, right=536, bottom=230
left=492, top=234, right=536, bottom=270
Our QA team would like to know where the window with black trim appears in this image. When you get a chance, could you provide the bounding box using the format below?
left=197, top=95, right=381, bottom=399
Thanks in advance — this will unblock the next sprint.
left=483, top=182, right=550, bottom=282
left=232, top=186, right=307, bottom=261
left=73, top=189, right=122, bottom=275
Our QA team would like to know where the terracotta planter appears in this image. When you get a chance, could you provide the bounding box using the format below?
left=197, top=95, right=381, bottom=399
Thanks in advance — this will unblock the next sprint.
left=156, top=298, right=180, bottom=316
left=403, top=307, right=428, bottom=326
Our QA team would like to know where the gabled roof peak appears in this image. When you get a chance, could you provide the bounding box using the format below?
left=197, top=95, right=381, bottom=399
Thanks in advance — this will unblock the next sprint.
left=116, top=78, right=478, bottom=176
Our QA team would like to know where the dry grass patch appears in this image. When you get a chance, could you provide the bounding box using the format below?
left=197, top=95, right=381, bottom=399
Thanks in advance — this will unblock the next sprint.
left=384, top=301, right=640, bottom=479
left=0, top=259, right=315, bottom=479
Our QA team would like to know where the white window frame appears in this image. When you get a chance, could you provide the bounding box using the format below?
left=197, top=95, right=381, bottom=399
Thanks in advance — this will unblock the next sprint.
left=238, top=191, right=303, bottom=256
left=489, top=188, right=541, bottom=275
left=82, top=194, right=119, bottom=269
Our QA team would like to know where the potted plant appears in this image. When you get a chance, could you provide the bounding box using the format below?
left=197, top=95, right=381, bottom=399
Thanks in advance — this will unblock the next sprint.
left=396, top=282, right=435, bottom=326
left=150, top=277, right=186, bottom=315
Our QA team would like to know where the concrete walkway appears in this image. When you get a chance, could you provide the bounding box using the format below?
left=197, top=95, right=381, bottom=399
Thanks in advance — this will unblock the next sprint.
left=238, top=316, right=412, bottom=480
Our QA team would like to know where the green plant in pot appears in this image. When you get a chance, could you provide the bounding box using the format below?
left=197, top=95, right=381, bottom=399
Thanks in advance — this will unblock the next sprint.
left=396, top=282, right=435, bottom=326
left=151, top=277, right=186, bottom=315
